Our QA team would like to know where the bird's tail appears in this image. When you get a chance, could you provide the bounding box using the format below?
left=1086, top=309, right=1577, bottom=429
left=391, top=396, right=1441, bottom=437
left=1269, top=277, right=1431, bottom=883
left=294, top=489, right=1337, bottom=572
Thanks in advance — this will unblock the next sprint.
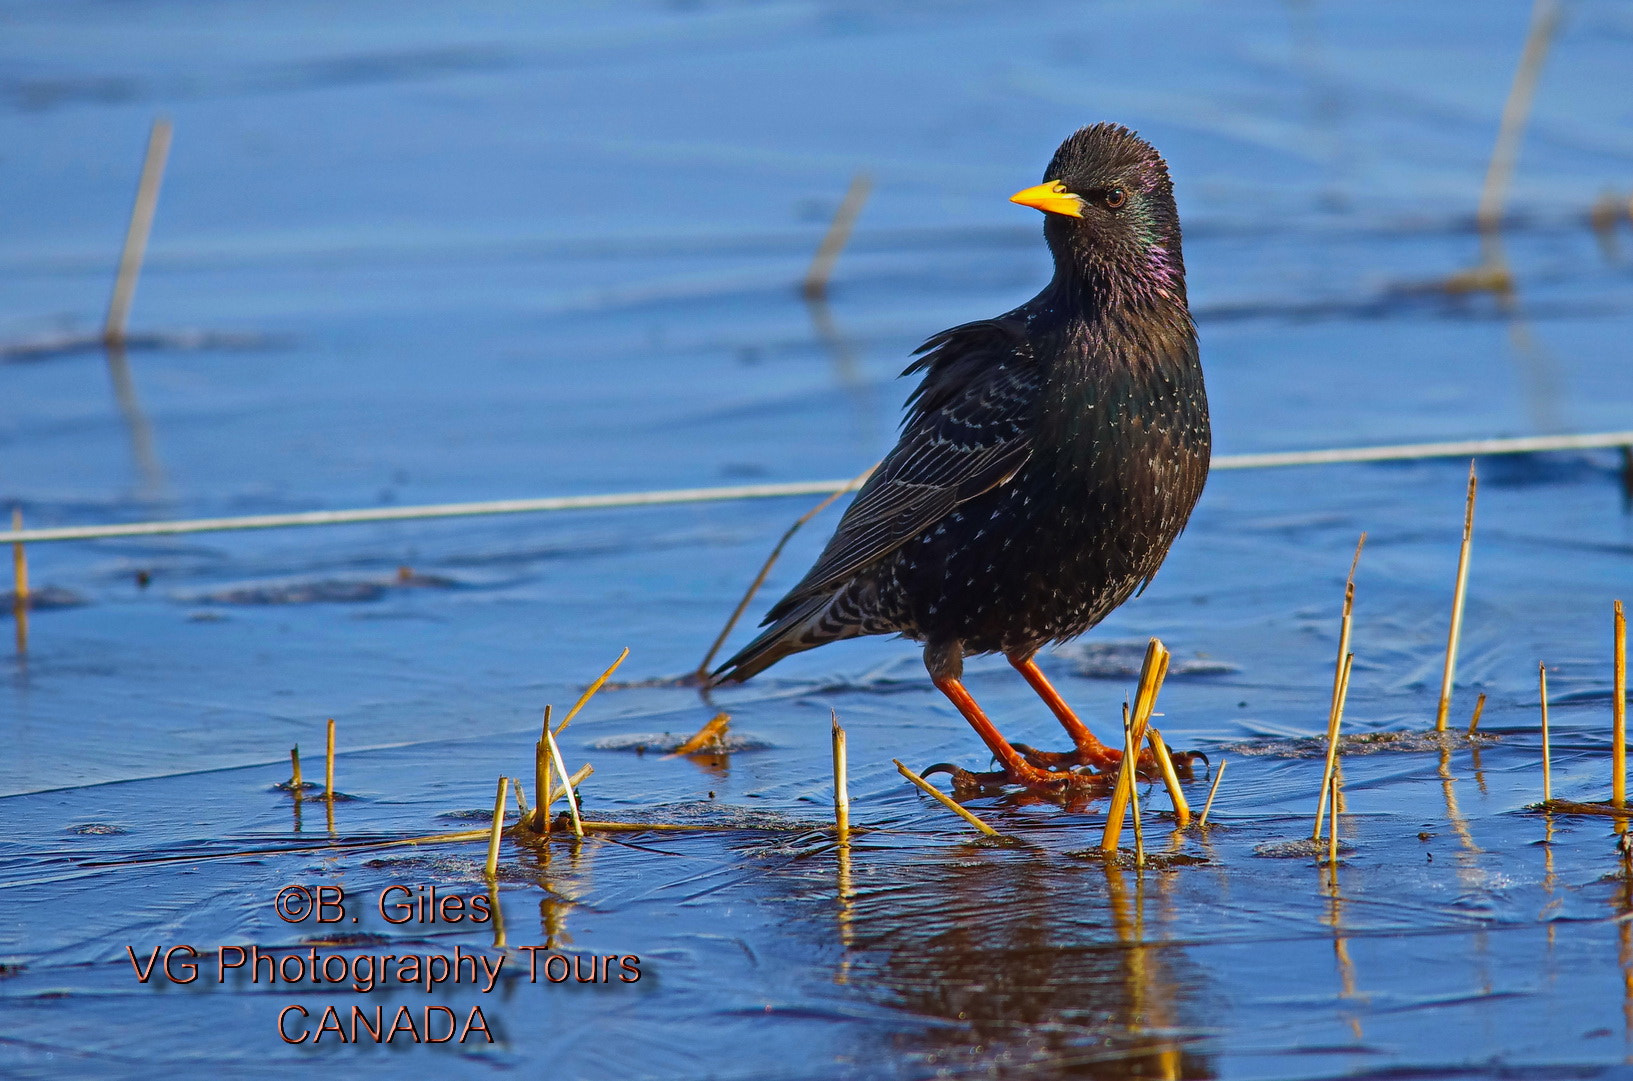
left=710, top=593, right=859, bottom=686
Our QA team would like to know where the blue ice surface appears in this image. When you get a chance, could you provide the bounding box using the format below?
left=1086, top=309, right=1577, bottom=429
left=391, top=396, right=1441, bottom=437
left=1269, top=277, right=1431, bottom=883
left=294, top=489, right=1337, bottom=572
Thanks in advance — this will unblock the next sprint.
left=2, top=2, right=1633, bottom=1077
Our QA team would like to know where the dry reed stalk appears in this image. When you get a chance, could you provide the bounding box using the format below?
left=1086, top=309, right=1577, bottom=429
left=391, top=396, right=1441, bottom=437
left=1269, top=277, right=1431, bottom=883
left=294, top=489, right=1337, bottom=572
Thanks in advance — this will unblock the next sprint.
left=803, top=172, right=872, bottom=299
left=1127, top=709, right=1145, bottom=868
left=1314, top=653, right=1356, bottom=838
left=1435, top=463, right=1478, bottom=731
left=379, top=828, right=492, bottom=847
left=10, top=509, right=26, bottom=602
left=1475, top=0, right=1562, bottom=247
left=1314, top=535, right=1365, bottom=837
left=573, top=820, right=793, bottom=833
left=694, top=468, right=873, bottom=681
left=1540, top=663, right=1552, bottom=804
left=1198, top=758, right=1227, bottom=828
left=11, top=508, right=27, bottom=654
left=1617, top=600, right=1628, bottom=808
left=1145, top=727, right=1190, bottom=825
left=555, top=648, right=629, bottom=736
left=893, top=760, right=999, bottom=836
left=484, top=776, right=508, bottom=880
left=1102, top=639, right=1171, bottom=853
left=534, top=705, right=553, bottom=834
left=512, top=778, right=529, bottom=819
left=668, top=712, right=730, bottom=756
left=106, top=118, right=172, bottom=343
left=530, top=765, right=593, bottom=832
left=324, top=719, right=336, bottom=799
left=1328, top=762, right=1341, bottom=867
left=542, top=726, right=584, bottom=838
left=289, top=746, right=303, bottom=794
left=832, top=713, right=850, bottom=838
left=1468, top=692, right=1488, bottom=736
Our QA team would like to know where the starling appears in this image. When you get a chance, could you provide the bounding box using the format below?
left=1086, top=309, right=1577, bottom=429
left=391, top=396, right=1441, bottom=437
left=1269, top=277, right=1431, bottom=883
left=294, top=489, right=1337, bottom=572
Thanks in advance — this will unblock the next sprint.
left=713, top=124, right=1210, bottom=794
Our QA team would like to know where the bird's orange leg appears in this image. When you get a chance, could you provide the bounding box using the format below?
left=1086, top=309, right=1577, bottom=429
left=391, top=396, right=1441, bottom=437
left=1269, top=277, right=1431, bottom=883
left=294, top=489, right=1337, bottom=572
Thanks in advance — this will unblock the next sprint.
left=1006, top=653, right=1187, bottom=778
left=930, top=676, right=1073, bottom=792
left=1008, top=655, right=1124, bottom=771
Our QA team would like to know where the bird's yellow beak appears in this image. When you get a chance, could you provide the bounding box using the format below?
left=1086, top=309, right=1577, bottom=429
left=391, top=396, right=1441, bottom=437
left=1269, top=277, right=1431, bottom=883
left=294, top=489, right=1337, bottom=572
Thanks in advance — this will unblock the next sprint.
left=1009, top=180, right=1084, bottom=218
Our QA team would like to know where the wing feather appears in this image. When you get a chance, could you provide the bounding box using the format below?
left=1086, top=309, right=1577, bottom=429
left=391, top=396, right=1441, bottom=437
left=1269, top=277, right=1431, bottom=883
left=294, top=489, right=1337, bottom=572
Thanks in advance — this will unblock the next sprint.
left=764, top=318, right=1038, bottom=619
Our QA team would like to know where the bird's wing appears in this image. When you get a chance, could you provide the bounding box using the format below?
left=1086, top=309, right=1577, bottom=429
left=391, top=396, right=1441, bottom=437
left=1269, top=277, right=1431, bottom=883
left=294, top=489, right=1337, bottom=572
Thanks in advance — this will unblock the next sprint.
left=766, top=319, right=1038, bottom=618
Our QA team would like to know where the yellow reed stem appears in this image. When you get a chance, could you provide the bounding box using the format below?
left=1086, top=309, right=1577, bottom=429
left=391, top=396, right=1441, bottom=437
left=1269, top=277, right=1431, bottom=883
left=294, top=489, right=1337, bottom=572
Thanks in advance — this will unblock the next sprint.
left=1315, top=653, right=1355, bottom=838
left=1102, top=639, right=1170, bottom=852
left=1435, top=463, right=1478, bottom=731
left=11, top=508, right=28, bottom=654
left=893, top=760, right=998, bottom=836
left=484, top=776, right=507, bottom=880
left=324, top=719, right=336, bottom=799
left=534, top=704, right=553, bottom=834
left=542, top=726, right=583, bottom=838
left=554, top=648, right=629, bottom=736
left=1539, top=663, right=1551, bottom=804
left=1616, top=600, right=1627, bottom=808
left=1199, top=759, right=1227, bottom=827
left=1145, top=727, right=1190, bottom=825
left=832, top=713, right=850, bottom=839
left=1314, top=535, right=1365, bottom=837
left=1328, top=762, right=1342, bottom=867
left=1128, top=710, right=1145, bottom=868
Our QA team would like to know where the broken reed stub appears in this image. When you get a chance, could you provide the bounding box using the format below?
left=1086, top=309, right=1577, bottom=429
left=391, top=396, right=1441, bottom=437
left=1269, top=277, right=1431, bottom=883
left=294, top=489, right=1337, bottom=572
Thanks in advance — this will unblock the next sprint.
left=484, top=776, right=508, bottom=880
left=324, top=718, right=336, bottom=799
left=10, top=508, right=26, bottom=603
left=831, top=714, right=850, bottom=838
left=1328, top=765, right=1341, bottom=867
left=1616, top=601, right=1627, bottom=808
left=542, top=708, right=561, bottom=832
left=11, top=507, right=27, bottom=654
left=1540, top=664, right=1552, bottom=804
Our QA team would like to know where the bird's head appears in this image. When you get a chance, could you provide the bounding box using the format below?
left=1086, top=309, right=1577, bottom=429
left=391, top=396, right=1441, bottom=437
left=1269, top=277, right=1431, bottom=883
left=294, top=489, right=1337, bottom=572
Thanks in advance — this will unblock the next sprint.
left=1010, top=124, right=1184, bottom=303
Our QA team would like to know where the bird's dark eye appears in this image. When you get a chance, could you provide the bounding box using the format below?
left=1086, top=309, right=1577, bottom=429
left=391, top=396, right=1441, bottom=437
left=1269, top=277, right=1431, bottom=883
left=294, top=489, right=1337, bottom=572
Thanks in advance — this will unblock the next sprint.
left=1104, top=187, right=1127, bottom=209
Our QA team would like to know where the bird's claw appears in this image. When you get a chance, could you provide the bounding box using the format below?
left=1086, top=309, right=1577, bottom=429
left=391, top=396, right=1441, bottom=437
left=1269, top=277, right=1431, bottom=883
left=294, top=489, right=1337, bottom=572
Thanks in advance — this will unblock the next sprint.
left=922, top=760, right=1110, bottom=801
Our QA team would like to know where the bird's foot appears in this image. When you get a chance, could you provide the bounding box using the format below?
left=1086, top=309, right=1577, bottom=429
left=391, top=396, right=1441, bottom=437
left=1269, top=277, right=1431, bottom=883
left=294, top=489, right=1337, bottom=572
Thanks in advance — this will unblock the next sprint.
left=922, top=760, right=1109, bottom=801
left=1012, top=742, right=1204, bottom=781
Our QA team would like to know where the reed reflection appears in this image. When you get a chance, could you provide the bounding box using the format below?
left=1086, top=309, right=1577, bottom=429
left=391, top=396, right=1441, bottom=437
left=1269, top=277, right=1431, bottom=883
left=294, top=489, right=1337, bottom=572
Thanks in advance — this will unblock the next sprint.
left=839, top=845, right=1213, bottom=1078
